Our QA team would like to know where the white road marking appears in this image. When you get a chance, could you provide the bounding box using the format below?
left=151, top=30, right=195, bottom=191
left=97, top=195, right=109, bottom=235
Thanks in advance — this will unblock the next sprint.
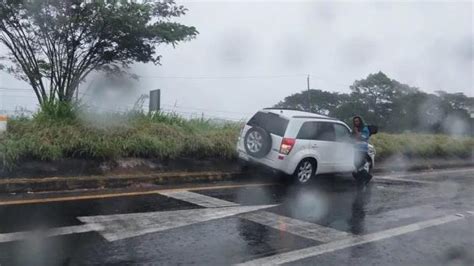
left=238, top=213, right=470, bottom=265
left=1, top=168, right=470, bottom=248
left=241, top=211, right=351, bottom=242
left=159, top=190, right=239, bottom=208
left=159, top=190, right=352, bottom=243
left=0, top=223, right=103, bottom=243
left=78, top=204, right=275, bottom=242
left=405, top=168, right=474, bottom=177
left=375, top=175, right=435, bottom=184
left=368, top=204, right=451, bottom=224
left=376, top=168, right=474, bottom=184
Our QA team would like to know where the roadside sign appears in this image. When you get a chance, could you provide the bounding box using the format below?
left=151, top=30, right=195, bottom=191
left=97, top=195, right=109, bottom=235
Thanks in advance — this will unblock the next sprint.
left=149, top=89, right=161, bottom=112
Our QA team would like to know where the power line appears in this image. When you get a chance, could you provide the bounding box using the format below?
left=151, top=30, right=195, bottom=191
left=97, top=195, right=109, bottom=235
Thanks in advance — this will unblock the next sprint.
left=0, top=87, right=32, bottom=91
left=307, top=74, right=353, bottom=88
left=160, top=108, right=243, bottom=122
left=0, top=94, right=36, bottom=98
left=161, top=103, right=253, bottom=116
left=138, top=74, right=307, bottom=80
left=137, top=73, right=353, bottom=88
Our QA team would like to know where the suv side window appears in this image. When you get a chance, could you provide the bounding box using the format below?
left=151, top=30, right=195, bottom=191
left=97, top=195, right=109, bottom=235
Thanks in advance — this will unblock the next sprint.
left=315, top=122, right=335, bottom=141
left=296, top=122, right=318, bottom=140
left=297, top=121, right=335, bottom=141
left=334, top=124, right=352, bottom=143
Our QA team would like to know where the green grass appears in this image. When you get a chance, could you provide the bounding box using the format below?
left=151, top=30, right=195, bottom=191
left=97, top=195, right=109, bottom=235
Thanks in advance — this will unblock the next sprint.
left=0, top=110, right=241, bottom=169
left=0, top=108, right=472, bottom=170
left=371, top=133, right=474, bottom=160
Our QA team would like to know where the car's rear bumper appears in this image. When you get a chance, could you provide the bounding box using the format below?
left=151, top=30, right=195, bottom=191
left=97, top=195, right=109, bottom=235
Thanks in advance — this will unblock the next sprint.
left=237, top=149, right=293, bottom=175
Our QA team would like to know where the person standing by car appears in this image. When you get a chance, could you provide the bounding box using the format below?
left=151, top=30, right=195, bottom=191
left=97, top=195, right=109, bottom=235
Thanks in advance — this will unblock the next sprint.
left=352, top=116, right=372, bottom=184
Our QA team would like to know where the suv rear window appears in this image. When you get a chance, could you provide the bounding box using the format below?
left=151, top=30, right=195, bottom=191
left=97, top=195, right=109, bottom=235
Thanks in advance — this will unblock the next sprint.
left=247, top=112, right=289, bottom=137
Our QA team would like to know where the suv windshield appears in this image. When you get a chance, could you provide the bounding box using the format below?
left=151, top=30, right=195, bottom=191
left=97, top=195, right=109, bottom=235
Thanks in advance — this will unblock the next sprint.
left=247, top=112, right=289, bottom=137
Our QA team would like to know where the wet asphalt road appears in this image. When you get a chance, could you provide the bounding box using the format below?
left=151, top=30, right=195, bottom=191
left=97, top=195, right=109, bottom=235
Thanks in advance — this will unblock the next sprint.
left=0, top=168, right=473, bottom=265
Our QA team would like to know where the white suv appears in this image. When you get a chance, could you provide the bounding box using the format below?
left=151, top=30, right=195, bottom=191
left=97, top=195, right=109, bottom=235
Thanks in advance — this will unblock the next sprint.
left=237, top=108, right=376, bottom=184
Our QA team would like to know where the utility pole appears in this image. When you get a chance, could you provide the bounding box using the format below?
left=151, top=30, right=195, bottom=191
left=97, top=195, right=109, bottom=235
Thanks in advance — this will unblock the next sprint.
left=470, top=108, right=474, bottom=137
left=307, top=74, right=311, bottom=112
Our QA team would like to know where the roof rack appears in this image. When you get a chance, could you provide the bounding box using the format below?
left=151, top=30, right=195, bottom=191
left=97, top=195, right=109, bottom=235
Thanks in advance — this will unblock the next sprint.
left=292, top=116, right=339, bottom=121
left=263, top=107, right=331, bottom=117
left=263, top=107, right=305, bottom=112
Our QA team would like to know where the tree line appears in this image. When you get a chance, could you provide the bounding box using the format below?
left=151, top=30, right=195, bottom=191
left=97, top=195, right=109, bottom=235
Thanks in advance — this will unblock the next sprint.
left=275, top=72, right=473, bottom=135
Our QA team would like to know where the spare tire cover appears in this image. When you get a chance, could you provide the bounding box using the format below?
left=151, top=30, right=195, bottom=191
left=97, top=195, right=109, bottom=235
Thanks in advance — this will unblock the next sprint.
left=244, top=127, right=272, bottom=158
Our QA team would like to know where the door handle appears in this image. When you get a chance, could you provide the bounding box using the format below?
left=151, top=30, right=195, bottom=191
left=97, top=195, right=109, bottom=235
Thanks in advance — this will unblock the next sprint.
left=311, top=144, right=318, bottom=148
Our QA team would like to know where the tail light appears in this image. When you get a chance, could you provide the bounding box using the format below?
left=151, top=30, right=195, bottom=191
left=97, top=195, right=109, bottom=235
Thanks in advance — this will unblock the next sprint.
left=280, top=138, right=296, bottom=155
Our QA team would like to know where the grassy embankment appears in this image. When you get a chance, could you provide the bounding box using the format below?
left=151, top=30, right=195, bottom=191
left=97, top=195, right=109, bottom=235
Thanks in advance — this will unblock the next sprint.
left=0, top=108, right=472, bottom=169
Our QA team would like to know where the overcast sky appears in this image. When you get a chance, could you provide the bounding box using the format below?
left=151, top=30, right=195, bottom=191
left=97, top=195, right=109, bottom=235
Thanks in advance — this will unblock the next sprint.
left=0, top=0, right=472, bottom=120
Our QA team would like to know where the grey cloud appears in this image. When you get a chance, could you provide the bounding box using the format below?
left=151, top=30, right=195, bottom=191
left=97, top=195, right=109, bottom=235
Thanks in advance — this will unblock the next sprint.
left=0, top=0, right=472, bottom=118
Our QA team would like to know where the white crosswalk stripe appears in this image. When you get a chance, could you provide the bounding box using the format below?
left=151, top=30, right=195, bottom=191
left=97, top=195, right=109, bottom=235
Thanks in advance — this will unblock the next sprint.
left=241, top=211, right=351, bottom=242
left=159, top=190, right=239, bottom=208
left=78, top=205, right=275, bottom=242
left=370, top=204, right=449, bottom=220
left=0, top=224, right=103, bottom=243
left=238, top=212, right=473, bottom=265
left=160, top=190, right=351, bottom=243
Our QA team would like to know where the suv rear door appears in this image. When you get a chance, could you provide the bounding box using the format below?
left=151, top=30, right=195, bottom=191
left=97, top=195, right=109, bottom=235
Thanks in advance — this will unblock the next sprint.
left=313, top=122, right=338, bottom=173
left=297, top=121, right=337, bottom=173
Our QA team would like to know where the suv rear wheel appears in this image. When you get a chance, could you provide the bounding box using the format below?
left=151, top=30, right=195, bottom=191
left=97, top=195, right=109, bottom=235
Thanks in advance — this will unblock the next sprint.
left=294, top=159, right=316, bottom=184
left=244, top=127, right=272, bottom=158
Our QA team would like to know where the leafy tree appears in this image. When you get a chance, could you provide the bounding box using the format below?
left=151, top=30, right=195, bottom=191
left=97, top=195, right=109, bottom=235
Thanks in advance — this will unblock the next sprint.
left=275, top=89, right=348, bottom=115
left=275, top=72, right=472, bottom=135
left=435, top=91, right=473, bottom=114
left=0, top=0, right=197, bottom=105
left=349, top=71, right=417, bottom=129
left=331, top=100, right=370, bottom=125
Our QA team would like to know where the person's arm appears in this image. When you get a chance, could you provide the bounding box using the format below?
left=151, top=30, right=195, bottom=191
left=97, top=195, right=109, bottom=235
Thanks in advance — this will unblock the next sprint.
left=352, top=127, right=361, bottom=140
left=360, top=127, right=370, bottom=142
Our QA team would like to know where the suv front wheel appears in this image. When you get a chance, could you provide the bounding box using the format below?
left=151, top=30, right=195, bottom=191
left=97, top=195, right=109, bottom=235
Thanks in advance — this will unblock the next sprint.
left=294, top=159, right=316, bottom=184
